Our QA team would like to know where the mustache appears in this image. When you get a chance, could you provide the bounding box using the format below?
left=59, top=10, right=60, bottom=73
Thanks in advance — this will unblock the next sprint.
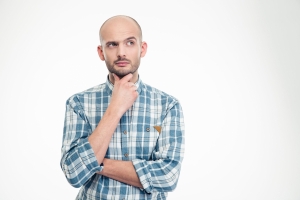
left=114, top=58, right=131, bottom=63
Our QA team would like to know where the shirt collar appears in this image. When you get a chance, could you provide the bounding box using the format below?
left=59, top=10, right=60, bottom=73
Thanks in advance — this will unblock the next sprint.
left=105, top=75, right=142, bottom=95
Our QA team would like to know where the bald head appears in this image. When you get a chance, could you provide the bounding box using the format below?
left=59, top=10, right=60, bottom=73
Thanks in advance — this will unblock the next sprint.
left=99, top=15, right=143, bottom=43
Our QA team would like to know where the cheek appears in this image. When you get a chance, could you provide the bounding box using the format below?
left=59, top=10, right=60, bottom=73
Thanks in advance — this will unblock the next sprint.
left=131, top=48, right=141, bottom=58
left=103, top=52, right=114, bottom=62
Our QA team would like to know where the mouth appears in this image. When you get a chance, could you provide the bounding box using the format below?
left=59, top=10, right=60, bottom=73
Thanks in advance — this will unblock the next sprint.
left=115, top=61, right=129, bottom=67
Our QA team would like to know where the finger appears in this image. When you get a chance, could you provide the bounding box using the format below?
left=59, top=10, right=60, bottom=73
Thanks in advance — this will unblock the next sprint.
left=127, top=82, right=135, bottom=87
left=126, top=82, right=135, bottom=90
left=131, top=84, right=138, bottom=91
left=131, top=84, right=137, bottom=91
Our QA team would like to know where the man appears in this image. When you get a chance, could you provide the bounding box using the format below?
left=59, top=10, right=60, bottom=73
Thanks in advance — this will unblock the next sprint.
left=60, top=15, right=185, bottom=200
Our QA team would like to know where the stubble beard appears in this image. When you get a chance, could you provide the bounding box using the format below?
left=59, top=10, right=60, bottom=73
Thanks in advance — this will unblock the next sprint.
left=106, top=59, right=140, bottom=79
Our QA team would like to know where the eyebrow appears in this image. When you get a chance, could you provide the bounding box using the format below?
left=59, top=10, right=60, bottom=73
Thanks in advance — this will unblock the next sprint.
left=126, top=36, right=137, bottom=41
left=105, top=36, right=137, bottom=45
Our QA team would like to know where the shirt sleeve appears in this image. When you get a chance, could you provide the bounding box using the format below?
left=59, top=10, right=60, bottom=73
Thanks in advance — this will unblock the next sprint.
left=60, top=95, right=103, bottom=188
left=132, top=100, right=185, bottom=193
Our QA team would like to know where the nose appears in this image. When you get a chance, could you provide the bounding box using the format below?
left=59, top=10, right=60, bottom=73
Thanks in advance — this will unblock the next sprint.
left=117, top=44, right=126, bottom=58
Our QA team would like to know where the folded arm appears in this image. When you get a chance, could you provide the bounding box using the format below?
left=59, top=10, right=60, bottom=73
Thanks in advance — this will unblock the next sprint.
left=97, top=102, right=185, bottom=193
left=132, top=102, right=185, bottom=193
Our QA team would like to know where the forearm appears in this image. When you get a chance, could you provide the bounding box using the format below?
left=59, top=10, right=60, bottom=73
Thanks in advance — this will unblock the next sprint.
left=88, top=106, right=123, bottom=165
left=131, top=102, right=185, bottom=193
left=61, top=100, right=103, bottom=188
left=97, top=158, right=143, bottom=188
left=88, top=74, right=138, bottom=165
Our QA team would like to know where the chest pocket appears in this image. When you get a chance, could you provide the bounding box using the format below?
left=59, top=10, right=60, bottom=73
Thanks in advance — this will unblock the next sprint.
left=130, top=124, right=160, bottom=160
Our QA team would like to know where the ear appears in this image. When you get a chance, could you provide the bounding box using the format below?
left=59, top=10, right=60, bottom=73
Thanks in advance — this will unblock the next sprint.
left=140, top=42, right=147, bottom=58
left=97, top=45, right=105, bottom=61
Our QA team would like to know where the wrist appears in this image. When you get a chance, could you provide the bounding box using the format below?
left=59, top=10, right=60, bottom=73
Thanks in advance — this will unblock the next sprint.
left=107, top=103, right=126, bottom=118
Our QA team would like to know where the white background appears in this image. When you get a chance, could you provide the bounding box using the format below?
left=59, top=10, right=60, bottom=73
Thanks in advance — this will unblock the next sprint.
left=1, top=0, right=299, bottom=199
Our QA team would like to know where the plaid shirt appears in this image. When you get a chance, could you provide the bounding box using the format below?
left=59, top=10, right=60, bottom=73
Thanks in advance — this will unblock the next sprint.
left=60, top=77, right=185, bottom=200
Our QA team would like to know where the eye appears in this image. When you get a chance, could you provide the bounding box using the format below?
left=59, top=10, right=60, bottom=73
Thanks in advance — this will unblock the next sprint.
left=107, top=42, right=118, bottom=47
left=126, top=41, right=135, bottom=46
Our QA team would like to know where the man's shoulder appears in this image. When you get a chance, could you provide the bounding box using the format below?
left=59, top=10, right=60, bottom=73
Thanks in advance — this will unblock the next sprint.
left=80, top=83, right=106, bottom=94
left=66, top=83, right=106, bottom=103
left=142, top=82, right=179, bottom=102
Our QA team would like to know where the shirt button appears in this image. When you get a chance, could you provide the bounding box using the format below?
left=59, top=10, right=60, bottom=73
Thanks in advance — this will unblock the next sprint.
left=123, top=130, right=127, bottom=135
left=124, top=153, right=128, bottom=157
left=146, top=127, right=150, bottom=132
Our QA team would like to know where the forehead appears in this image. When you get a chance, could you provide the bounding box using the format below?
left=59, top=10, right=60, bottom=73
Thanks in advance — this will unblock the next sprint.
left=100, top=17, right=140, bottom=42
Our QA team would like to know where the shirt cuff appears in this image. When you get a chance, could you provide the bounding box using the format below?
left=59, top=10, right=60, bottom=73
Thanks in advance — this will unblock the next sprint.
left=132, top=159, right=153, bottom=193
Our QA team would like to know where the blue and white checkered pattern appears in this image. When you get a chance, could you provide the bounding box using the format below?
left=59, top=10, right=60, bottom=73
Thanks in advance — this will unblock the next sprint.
left=60, top=77, right=185, bottom=200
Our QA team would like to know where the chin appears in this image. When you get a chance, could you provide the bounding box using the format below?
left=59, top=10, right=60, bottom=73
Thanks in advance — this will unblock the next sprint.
left=115, top=72, right=131, bottom=79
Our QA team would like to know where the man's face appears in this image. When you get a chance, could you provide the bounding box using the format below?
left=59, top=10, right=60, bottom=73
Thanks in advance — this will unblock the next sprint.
left=98, top=17, right=147, bottom=79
